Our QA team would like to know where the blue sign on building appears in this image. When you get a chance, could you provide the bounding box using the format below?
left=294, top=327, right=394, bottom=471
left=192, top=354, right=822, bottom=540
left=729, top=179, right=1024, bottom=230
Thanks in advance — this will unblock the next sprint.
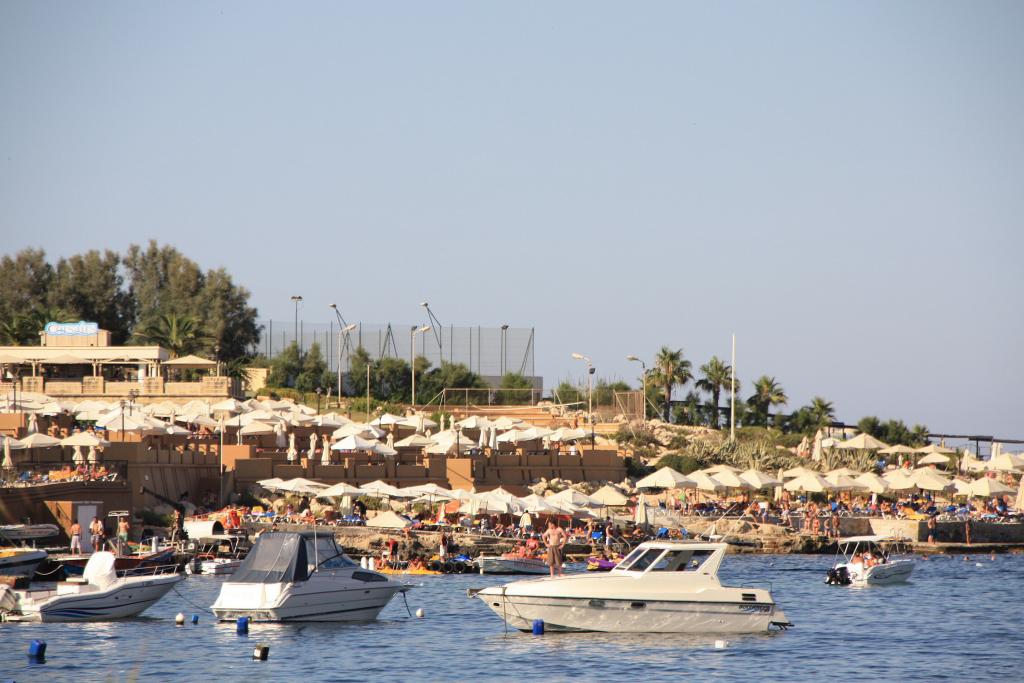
left=44, top=321, right=100, bottom=336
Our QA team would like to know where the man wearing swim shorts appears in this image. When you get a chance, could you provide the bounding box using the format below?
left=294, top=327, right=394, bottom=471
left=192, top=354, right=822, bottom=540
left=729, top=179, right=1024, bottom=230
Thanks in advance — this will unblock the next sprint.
left=542, top=520, right=567, bottom=577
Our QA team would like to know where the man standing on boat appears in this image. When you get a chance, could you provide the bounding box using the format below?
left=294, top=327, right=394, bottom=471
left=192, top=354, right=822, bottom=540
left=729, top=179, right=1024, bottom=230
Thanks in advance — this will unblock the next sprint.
left=542, top=520, right=567, bottom=577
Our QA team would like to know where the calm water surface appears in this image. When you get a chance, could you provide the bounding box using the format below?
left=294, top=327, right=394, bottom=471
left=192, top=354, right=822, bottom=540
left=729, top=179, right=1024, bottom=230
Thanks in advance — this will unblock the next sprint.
left=1, top=553, right=1021, bottom=682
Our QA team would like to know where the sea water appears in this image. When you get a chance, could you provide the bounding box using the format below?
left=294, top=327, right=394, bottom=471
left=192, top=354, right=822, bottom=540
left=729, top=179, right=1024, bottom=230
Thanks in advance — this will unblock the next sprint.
left=1, top=553, right=1021, bottom=682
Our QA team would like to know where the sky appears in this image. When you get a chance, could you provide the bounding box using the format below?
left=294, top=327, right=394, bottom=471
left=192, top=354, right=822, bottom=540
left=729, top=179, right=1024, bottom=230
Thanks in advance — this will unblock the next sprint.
left=1, top=2, right=1022, bottom=438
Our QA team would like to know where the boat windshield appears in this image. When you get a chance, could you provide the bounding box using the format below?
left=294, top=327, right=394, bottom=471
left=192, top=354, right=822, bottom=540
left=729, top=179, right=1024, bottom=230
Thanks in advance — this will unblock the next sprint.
left=305, top=536, right=358, bottom=571
left=617, top=547, right=716, bottom=573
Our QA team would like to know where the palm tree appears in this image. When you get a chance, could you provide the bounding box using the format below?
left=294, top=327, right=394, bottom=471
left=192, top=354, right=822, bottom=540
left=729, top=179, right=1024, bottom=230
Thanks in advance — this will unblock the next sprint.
left=747, top=376, right=788, bottom=426
left=696, top=356, right=737, bottom=429
left=648, top=346, right=693, bottom=422
left=808, top=396, right=835, bottom=429
left=133, top=313, right=210, bottom=358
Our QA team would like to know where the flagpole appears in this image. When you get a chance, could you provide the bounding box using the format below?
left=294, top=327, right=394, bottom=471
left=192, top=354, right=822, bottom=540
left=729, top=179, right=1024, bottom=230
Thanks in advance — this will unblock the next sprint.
left=730, top=334, right=736, bottom=442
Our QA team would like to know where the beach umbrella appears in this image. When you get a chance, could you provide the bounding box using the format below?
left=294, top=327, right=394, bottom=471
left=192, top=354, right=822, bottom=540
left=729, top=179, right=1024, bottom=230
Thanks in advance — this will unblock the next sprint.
left=86, top=445, right=99, bottom=465
left=969, top=477, right=1016, bottom=498
left=61, top=432, right=110, bottom=448
left=397, top=414, right=438, bottom=430
left=824, top=472, right=863, bottom=491
left=636, top=466, right=696, bottom=490
left=394, top=433, right=433, bottom=448
left=331, top=434, right=379, bottom=452
left=590, top=484, right=629, bottom=506
left=781, top=466, right=817, bottom=480
left=332, top=423, right=386, bottom=440
left=918, top=453, right=953, bottom=467
left=488, top=427, right=498, bottom=450
left=518, top=493, right=560, bottom=514
left=911, top=468, right=955, bottom=492
left=369, top=413, right=404, bottom=427
left=2, top=438, right=13, bottom=469
left=401, top=483, right=456, bottom=499
left=256, top=477, right=285, bottom=491
left=783, top=473, right=836, bottom=494
left=372, top=442, right=398, bottom=457
left=359, top=480, right=406, bottom=498
left=72, top=445, right=84, bottom=464
left=286, top=433, right=298, bottom=462
left=238, top=421, right=276, bottom=436
left=884, top=471, right=918, bottom=492
left=709, top=469, right=754, bottom=490
left=17, top=433, right=61, bottom=449
left=916, top=443, right=957, bottom=455
left=739, top=469, right=783, bottom=489
left=549, top=427, right=589, bottom=442
left=456, top=416, right=493, bottom=430
left=854, top=472, right=890, bottom=494
left=634, top=493, right=651, bottom=526
left=689, top=471, right=727, bottom=492
left=548, top=488, right=602, bottom=508
left=950, top=478, right=973, bottom=497
left=491, top=416, right=524, bottom=431
left=700, top=464, right=742, bottom=475
left=317, top=482, right=365, bottom=498
left=275, top=478, right=329, bottom=495
left=827, top=467, right=864, bottom=477
left=836, top=433, right=889, bottom=451
left=811, top=429, right=824, bottom=461
left=987, top=453, right=1024, bottom=473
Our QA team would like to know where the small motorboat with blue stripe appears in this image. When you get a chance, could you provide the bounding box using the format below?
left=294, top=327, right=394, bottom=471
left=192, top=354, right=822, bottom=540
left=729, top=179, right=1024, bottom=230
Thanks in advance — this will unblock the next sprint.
left=0, top=551, right=182, bottom=622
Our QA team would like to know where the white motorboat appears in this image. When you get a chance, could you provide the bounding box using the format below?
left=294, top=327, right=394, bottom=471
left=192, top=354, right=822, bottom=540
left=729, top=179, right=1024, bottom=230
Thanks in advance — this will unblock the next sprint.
left=0, top=524, right=60, bottom=541
left=476, top=554, right=549, bottom=575
left=0, top=552, right=183, bottom=622
left=198, top=558, right=242, bottom=575
left=211, top=531, right=410, bottom=622
left=0, top=548, right=48, bottom=578
left=825, top=535, right=914, bottom=587
left=470, top=541, right=791, bottom=633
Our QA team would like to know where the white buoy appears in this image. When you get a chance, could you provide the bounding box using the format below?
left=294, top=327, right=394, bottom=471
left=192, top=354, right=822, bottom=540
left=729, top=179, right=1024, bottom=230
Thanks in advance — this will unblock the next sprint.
left=416, top=608, right=425, bottom=618
left=175, top=612, right=185, bottom=626
left=360, top=556, right=367, bottom=569
left=975, top=562, right=983, bottom=567
left=714, top=640, right=728, bottom=649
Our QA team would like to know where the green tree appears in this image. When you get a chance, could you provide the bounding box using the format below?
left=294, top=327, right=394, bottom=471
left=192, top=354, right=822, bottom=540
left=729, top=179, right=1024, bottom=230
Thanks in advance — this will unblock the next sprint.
left=347, top=346, right=373, bottom=398
left=809, top=396, right=835, bottom=428
left=495, top=373, right=534, bottom=405
left=672, top=391, right=703, bottom=426
left=133, top=313, right=211, bottom=358
left=553, top=380, right=584, bottom=406
left=267, top=342, right=302, bottom=388
left=648, top=346, right=693, bottom=423
left=0, top=248, right=53, bottom=324
left=374, top=356, right=412, bottom=403
left=417, top=361, right=486, bottom=402
left=696, top=356, right=736, bottom=428
left=746, top=376, right=788, bottom=427
left=295, top=342, right=330, bottom=392
left=909, top=424, right=930, bottom=447
left=123, top=241, right=259, bottom=360
left=47, top=250, right=132, bottom=342
left=593, top=379, right=631, bottom=407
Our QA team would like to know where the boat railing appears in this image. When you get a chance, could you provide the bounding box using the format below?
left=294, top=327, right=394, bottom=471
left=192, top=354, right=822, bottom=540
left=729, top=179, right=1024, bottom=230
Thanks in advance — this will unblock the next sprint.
left=115, top=563, right=182, bottom=578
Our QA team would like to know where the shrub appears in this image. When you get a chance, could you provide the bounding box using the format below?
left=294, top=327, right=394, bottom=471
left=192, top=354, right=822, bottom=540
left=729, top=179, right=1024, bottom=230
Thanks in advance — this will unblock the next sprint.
left=656, top=452, right=702, bottom=474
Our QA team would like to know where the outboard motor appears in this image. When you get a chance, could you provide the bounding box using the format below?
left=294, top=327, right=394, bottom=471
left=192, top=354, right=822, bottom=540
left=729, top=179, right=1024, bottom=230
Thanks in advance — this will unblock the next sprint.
left=825, top=566, right=851, bottom=586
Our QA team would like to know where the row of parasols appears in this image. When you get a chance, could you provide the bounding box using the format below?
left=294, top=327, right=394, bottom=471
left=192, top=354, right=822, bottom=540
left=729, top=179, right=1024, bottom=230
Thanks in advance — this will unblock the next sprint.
left=634, top=464, right=1021, bottom=499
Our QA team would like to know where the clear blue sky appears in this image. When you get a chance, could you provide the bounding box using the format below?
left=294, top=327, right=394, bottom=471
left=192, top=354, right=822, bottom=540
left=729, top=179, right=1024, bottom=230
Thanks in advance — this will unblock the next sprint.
left=2, top=2, right=1021, bottom=438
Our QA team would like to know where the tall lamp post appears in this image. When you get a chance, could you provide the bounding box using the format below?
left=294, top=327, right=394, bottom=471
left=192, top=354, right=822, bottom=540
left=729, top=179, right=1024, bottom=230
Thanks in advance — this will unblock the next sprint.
left=625, top=355, right=647, bottom=420
left=290, top=295, right=303, bottom=355
left=571, top=352, right=594, bottom=447
left=420, top=302, right=443, bottom=363
left=410, top=325, right=431, bottom=406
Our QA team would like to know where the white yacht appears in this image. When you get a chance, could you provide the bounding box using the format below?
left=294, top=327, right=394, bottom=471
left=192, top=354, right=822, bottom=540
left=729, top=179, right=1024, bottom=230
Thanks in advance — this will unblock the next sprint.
left=211, top=532, right=409, bottom=622
left=0, top=551, right=183, bottom=622
left=471, top=541, right=790, bottom=633
left=826, top=535, right=914, bottom=587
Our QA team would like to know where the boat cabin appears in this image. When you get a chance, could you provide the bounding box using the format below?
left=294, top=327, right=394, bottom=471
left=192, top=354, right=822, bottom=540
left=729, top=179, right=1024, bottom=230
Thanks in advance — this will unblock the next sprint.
left=229, top=532, right=359, bottom=584
left=611, top=542, right=727, bottom=577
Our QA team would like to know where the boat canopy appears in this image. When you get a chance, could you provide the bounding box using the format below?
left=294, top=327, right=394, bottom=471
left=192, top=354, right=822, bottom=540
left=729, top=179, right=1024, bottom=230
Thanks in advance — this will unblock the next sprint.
left=837, top=535, right=908, bottom=546
left=230, top=533, right=309, bottom=584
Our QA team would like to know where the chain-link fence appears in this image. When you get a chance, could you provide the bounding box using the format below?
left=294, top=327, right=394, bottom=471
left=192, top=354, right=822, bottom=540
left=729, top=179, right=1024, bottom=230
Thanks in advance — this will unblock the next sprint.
left=255, top=321, right=536, bottom=378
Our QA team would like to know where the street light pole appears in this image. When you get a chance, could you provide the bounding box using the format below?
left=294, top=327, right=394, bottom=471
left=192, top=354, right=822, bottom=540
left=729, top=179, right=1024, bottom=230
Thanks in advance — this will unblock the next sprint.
left=571, top=352, right=594, bottom=447
left=410, top=325, right=431, bottom=406
left=626, top=355, right=647, bottom=420
left=291, top=295, right=303, bottom=355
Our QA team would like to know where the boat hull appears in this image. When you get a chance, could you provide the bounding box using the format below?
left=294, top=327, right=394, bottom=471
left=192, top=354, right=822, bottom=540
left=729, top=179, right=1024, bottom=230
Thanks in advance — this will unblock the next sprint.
left=477, top=556, right=549, bottom=575
left=859, top=560, right=914, bottom=586
left=476, top=591, right=786, bottom=633
left=20, top=574, right=183, bottom=622
left=0, top=549, right=48, bottom=578
left=212, top=582, right=406, bottom=622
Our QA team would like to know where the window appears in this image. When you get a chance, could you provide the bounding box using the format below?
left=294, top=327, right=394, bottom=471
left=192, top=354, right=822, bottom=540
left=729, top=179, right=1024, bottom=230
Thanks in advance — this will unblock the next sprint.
left=623, top=549, right=665, bottom=572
